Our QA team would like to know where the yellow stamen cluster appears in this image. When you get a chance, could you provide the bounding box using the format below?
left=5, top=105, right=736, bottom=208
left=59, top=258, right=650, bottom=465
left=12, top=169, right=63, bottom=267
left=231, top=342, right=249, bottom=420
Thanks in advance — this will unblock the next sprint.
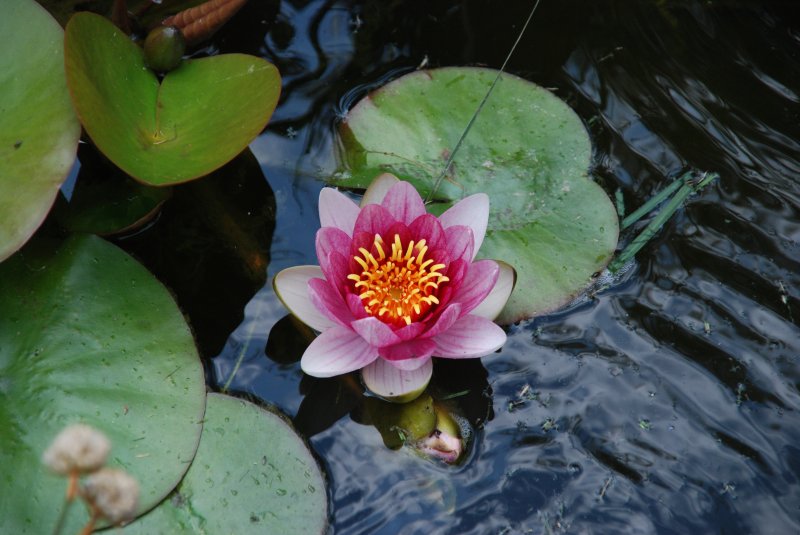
left=347, top=233, right=449, bottom=326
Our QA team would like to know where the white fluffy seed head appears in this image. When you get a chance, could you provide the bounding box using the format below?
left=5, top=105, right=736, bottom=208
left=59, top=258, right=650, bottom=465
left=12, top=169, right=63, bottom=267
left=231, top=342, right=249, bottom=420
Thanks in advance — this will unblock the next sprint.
left=83, top=468, right=140, bottom=524
left=42, top=424, right=111, bottom=475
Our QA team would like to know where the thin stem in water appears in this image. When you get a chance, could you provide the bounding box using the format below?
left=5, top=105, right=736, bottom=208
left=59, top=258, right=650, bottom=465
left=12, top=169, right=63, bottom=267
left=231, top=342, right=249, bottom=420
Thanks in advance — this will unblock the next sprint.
left=609, top=172, right=718, bottom=272
left=425, top=0, right=542, bottom=202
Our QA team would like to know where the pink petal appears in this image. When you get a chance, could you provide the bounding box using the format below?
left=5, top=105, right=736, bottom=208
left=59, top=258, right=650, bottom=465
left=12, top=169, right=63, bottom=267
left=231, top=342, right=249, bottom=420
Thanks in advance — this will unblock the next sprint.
left=362, top=357, right=432, bottom=399
left=443, top=225, right=474, bottom=264
left=419, top=302, right=462, bottom=339
left=361, top=173, right=399, bottom=207
left=450, top=260, right=500, bottom=315
left=432, top=315, right=506, bottom=359
left=378, top=339, right=436, bottom=362
left=316, top=227, right=351, bottom=282
left=351, top=316, right=402, bottom=348
left=470, top=260, right=515, bottom=320
left=274, top=266, right=336, bottom=332
left=435, top=258, right=469, bottom=309
left=353, top=203, right=395, bottom=237
left=308, top=277, right=353, bottom=327
left=346, top=292, right=370, bottom=320
left=381, top=181, right=426, bottom=225
left=319, top=188, right=360, bottom=236
left=394, top=322, right=426, bottom=342
left=419, top=429, right=462, bottom=464
left=439, top=193, right=489, bottom=259
left=408, top=213, right=446, bottom=251
left=301, top=326, right=378, bottom=377
left=324, top=251, right=352, bottom=298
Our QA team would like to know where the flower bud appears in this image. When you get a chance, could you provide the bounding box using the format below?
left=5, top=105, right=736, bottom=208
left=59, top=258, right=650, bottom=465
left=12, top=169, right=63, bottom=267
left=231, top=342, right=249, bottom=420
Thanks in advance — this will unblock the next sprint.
left=143, top=25, right=186, bottom=73
left=418, top=407, right=464, bottom=464
left=42, top=424, right=111, bottom=475
left=83, top=468, right=140, bottom=524
left=365, top=394, right=437, bottom=449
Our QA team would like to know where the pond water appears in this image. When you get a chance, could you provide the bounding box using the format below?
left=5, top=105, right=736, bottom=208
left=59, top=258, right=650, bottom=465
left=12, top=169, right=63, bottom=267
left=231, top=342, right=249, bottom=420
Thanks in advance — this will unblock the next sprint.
left=115, top=1, right=799, bottom=533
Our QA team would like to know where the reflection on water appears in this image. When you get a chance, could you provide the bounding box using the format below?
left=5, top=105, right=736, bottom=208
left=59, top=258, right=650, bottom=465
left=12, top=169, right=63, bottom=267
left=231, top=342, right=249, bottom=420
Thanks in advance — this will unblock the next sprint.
left=211, top=1, right=800, bottom=533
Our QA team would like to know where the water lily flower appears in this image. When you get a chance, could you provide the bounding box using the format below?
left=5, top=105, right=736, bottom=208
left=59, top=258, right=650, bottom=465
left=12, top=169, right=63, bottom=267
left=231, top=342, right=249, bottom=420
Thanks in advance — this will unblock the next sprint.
left=274, top=173, right=514, bottom=400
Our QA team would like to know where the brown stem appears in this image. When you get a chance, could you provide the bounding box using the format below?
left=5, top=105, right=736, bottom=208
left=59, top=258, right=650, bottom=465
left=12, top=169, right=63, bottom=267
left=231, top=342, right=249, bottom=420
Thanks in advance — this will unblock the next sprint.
left=78, top=510, right=98, bottom=535
left=111, top=0, right=132, bottom=34
left=163, top=0, right=248, bottom=46
left=66, top=471, right=78, bottom=501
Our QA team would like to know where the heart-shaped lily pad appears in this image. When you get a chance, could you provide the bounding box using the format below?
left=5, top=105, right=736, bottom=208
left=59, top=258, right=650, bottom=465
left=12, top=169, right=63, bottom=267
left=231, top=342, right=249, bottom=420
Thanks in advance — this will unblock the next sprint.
left=0, top=234, right=206, bottom=534
left=123, top=393, right=328, bottom=534
left=334, top=67, right=619, bottom=323
left=0, top=0, right=80, bottom=262
left=64, top=12, right=281, bottom=186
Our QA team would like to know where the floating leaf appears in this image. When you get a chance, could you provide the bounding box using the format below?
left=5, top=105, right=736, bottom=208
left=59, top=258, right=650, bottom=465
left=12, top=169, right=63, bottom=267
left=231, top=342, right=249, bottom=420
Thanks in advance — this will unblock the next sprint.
left=0, top=235, right=206, bottom=534
left=53, top=145, right=172, bottom=236
left=163, top=0, right=249, bottom=46
left=334, top=67, right=619, bottom=322
left=64, top=11, right=280, bottom=186
left=0, top=0, right=80, bottom=262
left=123, top=393, right=328, bottom=534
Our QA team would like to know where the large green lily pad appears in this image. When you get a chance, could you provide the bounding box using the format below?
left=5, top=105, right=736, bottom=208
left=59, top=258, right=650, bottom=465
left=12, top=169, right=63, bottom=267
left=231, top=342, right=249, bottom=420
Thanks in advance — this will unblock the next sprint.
left=334, top=67, right=619, bottom=323
left=0, top=0, right=81, bottom=262
left=64, top=12, right=281, bottom=186
left=0, top=235, right=206, bottom=534
left=124, top=393, right=328, bottom=534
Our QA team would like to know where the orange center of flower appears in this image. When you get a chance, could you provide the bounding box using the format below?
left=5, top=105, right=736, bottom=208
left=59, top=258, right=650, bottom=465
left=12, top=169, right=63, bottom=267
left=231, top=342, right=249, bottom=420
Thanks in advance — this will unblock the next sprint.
left=347, top=233, right=449, bottom=327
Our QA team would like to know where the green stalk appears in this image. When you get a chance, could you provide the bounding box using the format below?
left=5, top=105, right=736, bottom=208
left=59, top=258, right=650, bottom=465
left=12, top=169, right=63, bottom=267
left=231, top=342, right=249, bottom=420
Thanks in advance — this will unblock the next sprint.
left=222, top=295, right=265, bottom=393
left=609, top=172, right=718, bottom=272
left=620, top=171, right=692, bottom=230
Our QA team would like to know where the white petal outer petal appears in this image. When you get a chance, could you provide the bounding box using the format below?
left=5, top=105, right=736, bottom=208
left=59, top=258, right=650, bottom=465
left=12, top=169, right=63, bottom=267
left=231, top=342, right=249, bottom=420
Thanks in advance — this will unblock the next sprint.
left=273, top=266, right=335, bottom=332
left=470, top=260, right=516, bottom=321
left=319, top=188, right=360, bottom=236
left=438, top=193, right=489, bottom=259
left=362, top=358, right=432, bottom=400
left=433, top=315, right=507, bottom=358
left=360, top=173, right=400, bottom=207
left=301, top=326, right=378, bottom=377
left=385, top=356, right=431, bottom=371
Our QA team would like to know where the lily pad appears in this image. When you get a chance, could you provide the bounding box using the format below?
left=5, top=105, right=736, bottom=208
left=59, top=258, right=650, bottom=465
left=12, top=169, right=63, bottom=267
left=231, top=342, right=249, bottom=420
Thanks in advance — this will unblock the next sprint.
left=0, top=234, right=206, bottom=534
left=123, top=393, right=328, bottom=534
left=334, top=67, right=619, bottom=323
left=64, top=12, right=281, bottom=186
left=0, top=0, right=81, bottom=262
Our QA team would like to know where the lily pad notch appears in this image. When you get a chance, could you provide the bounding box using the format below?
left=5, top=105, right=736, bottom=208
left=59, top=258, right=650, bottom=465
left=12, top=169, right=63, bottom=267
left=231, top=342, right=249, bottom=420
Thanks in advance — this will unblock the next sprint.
left=64, top=11, right=281, bottom=186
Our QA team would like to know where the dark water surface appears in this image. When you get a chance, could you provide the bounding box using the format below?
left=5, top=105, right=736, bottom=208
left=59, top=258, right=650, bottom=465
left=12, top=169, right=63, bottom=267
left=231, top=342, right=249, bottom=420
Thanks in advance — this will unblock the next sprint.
left=122, top=1, right=800, bottom=533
